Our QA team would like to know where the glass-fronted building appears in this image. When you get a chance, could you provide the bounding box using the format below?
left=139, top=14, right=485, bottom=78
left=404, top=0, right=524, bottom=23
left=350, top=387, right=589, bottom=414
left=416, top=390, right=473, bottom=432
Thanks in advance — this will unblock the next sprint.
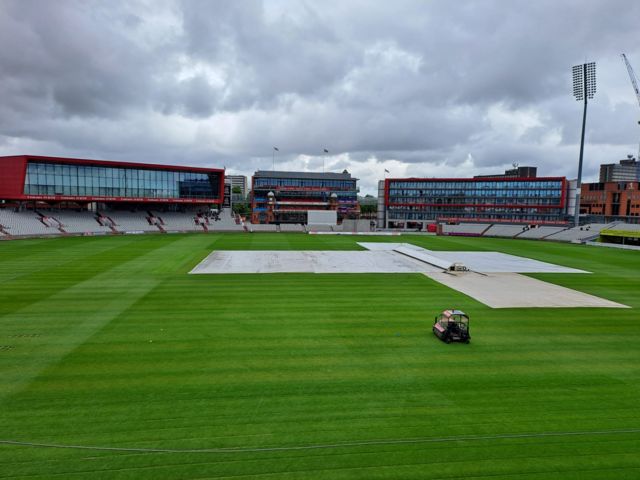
left=382, top=175, right=568, bottom=228
left=251, top=170, right=358, bottom=224
left=0, top=155, right=224, bottom=206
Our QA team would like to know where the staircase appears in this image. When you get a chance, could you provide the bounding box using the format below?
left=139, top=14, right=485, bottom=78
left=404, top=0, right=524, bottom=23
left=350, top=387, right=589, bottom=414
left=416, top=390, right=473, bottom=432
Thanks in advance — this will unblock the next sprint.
left=96, top=213, right=119, bottom=233
left=146, top=211, right=166, bottom=233
left=37, top=212, right=66, bottom=234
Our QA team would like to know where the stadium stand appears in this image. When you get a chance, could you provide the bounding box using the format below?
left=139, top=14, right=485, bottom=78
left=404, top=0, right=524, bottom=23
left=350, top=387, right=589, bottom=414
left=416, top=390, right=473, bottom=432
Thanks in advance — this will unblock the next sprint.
left=105, top=211, right=160, bottom=233
left=0, top=155, right=227, bottom=238
left=152, top=211, right=200, bottom=232
left=0, top=208, right=265, bottom=238
left=0, top=209, right=58, bottom=236
left=209, top=208, right=245, bottom=231
left=515, top=226, right=567, bottom=239
left=483, top=224, right=528, bottom=238
left=52, top=211, right=113, bottom=234
left=4, top=203, right=635, bottom=244
left=442, top=223, right=491, bottom=236
left=544, top=223, right=619, bottom=242
left=196, top=213, right=212, bottom=231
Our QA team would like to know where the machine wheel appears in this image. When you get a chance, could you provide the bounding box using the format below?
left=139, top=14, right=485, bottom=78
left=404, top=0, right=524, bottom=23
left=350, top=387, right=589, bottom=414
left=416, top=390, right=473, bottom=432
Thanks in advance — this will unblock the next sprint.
left=445, top=337, right=451, bottom=344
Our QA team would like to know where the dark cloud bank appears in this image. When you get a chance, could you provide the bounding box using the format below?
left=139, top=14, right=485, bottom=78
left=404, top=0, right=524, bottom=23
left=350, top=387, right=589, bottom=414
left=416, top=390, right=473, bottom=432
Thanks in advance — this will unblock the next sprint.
left=1, top=0, right=640, bottom=194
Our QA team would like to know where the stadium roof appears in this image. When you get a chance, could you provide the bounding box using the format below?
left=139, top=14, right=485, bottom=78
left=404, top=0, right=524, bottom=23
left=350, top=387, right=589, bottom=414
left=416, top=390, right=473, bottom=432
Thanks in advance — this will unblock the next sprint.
left=253, top=170, right=357, bottom=181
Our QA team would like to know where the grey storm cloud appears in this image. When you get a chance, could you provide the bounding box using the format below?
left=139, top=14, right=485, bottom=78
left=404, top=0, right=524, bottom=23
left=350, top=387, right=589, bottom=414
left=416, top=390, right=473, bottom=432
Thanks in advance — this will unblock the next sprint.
left=1, top=0, right=640, bottom=194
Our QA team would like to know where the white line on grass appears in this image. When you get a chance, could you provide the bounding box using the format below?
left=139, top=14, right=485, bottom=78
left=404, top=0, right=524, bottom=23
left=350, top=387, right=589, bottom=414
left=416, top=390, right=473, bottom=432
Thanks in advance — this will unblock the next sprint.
left=1, top=428, right=639, bottom=454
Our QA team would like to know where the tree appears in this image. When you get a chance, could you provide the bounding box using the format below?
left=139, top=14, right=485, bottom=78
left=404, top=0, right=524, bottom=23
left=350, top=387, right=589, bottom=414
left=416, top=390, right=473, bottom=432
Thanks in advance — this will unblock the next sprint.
left=232, top=202, right=250, bottom=216
left=360, top=203, right=377, bottom=214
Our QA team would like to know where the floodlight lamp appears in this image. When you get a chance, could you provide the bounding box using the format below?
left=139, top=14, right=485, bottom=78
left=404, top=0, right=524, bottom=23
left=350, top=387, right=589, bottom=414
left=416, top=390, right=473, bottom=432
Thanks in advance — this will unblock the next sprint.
left=572, top=65, right=584, bottom=101
left=572, top=62, right=596, bottom=101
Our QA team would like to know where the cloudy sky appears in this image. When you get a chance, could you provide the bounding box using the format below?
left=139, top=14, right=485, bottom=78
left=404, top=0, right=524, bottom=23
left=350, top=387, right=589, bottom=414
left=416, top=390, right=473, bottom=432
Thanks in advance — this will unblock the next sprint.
left=1, top=0, right=640, bottom=195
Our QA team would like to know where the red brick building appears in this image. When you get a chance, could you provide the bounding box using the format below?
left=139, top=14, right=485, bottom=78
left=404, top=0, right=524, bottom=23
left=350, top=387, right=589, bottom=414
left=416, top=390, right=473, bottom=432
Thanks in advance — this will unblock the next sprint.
left=580, top=181, right=640, bottom=218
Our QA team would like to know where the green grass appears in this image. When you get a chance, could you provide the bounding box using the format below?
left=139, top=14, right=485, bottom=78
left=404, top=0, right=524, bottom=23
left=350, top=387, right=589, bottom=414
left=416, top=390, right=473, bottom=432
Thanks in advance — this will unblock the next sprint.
left=0, top=233, right=639, bottom=479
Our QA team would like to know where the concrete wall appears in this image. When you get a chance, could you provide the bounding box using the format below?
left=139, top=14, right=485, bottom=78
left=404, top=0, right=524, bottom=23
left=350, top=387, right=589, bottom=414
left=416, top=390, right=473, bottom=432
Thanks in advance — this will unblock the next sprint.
left=307, top=210, right=337, bottom=226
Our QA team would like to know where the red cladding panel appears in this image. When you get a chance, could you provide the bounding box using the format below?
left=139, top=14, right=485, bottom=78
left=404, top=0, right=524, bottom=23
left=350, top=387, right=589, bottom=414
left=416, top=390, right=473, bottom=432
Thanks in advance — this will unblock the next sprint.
left=21, top=155, right=224, bottom=174
left=0, top=156, right=27, bottom=199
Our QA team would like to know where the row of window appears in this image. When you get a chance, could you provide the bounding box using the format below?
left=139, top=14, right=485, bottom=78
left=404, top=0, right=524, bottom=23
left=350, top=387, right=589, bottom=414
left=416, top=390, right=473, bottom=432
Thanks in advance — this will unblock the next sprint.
left=26, top=162, right=213, bottom=182
left=23, top=185, right=218, bottom=199
left=253, top=197, right=358, bottom=205
left=390, top=213, right=559, bottom=221
left=389, top=180, right=563, bottom=189
left=24, top=162, right=220, bottom=199
left=388, top=189, right=562, bottom=198
left=388, top=212, right=562, bottom=221
left=388, top=206, right=561, bottom=212
left=25, top=174, right=213, bottom=190
left=387, top=197, right=562, bottom=206
left=387, top=205, right=563, bottom=220
left=582, top=194, right=607, bottom=201
left=254, top=178, right=356, bottom=189
left=254, top=192, right=357, bottom=201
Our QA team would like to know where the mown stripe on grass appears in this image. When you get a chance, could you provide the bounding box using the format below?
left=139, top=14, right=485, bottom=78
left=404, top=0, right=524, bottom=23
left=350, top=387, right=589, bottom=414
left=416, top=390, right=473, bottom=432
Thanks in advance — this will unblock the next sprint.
left=0, top=236, right=204, bottom=403
left=2, top=427, right=640, bottom=453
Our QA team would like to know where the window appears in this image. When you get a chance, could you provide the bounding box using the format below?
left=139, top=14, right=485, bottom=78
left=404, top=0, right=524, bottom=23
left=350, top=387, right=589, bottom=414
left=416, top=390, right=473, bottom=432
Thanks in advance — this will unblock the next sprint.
left=23, top=161, right=221, bottom=200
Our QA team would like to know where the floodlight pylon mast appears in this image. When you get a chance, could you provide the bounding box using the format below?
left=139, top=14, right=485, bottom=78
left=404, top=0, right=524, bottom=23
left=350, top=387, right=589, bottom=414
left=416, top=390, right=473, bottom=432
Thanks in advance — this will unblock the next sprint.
left=572, top=62, right=596, bottom=227
left=621, top=53, right=640, bottom=160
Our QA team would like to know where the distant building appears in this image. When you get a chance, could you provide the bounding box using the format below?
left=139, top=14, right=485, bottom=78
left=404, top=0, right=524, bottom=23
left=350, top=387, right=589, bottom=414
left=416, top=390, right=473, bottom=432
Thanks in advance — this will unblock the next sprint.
left=225, top=175, right=248, bottom=197
left=379, top=167, right=568, bottom=229
left=580, top=181, right=640, bottom=218
left=250, top=170, right=358, bottom=224
left=599, top=158, right=640, bottom=182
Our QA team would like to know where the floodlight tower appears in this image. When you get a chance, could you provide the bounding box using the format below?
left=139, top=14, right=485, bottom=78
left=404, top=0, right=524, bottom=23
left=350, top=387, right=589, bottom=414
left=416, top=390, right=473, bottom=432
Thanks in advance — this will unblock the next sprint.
left=572, top=62, right=596, bottom=226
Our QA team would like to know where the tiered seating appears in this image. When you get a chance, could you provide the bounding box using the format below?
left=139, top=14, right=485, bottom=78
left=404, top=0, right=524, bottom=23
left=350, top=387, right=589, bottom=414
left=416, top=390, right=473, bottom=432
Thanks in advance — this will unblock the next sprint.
left=152, top=211, right=200, bottom=231
left=483, top=224, right=527, bottom=238
left=52, top=211, right=112, bottom=234
left=516, top=226, right=566, bottom=239
left=195, top=213, right=211, bottom=231
left=106, top=211, right=159, bottom=232
left=209, top=209, right=244, bottom=231
left=442, top=223, right=490, bottom=235
left=0, top=210, right=57, bottom=236
left=0, top=208, right=249, bottom=237
left=40, top=215, right=64, bottom=230
left=545, top=223, right=617, bottom=242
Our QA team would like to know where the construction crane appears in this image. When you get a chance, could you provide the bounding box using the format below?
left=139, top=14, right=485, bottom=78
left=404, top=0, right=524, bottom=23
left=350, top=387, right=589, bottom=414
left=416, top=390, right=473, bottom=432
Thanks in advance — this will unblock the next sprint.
left=621, top=53, right=640, bottom=159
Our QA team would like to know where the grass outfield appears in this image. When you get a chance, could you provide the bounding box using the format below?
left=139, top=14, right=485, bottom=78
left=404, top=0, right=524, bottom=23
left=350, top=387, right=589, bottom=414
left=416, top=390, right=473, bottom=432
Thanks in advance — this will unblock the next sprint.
left=0, top=233, right=639, bottom=479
